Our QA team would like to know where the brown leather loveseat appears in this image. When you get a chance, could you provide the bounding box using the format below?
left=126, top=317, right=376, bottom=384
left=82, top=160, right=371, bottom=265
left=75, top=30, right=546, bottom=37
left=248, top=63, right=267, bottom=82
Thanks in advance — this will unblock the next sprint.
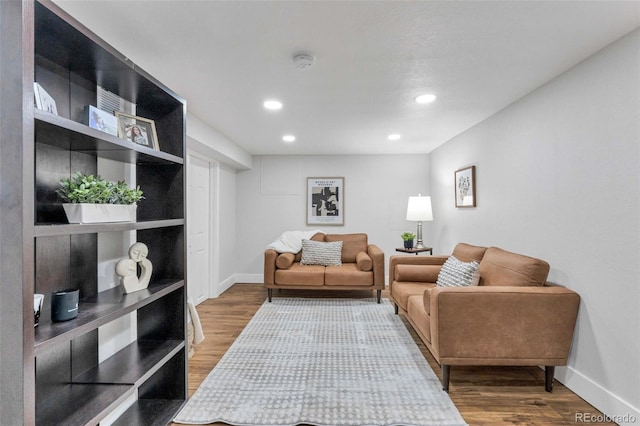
left=265, top=233, right=385, bottom=302
left=389, top=243, right=580, bottom=392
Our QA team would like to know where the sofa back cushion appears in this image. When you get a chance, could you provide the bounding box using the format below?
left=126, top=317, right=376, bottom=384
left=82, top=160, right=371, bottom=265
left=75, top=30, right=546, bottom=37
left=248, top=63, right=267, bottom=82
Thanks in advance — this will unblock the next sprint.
left=452, top=243, right=487, bottom=263
left=479, top=247, right=550, bottom=286
left=325, top=233, right=368, bottom=263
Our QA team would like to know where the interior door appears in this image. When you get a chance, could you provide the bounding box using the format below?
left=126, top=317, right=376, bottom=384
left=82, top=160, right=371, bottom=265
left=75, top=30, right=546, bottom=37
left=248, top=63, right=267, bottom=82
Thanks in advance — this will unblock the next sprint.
left=187, top=154, right=211, bottom=305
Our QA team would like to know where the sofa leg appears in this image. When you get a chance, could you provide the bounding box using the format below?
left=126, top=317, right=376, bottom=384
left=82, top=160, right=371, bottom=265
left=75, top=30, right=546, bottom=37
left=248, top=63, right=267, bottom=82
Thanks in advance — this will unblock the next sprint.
left=545, top=366, right=555, bottom=392
left=394, top=303, right=398, bottom=314
left=376, top=289, right=381, bottom=303
left=267, top=288, right=273, bottom=302
left=442, top=365, right=450, bottom=392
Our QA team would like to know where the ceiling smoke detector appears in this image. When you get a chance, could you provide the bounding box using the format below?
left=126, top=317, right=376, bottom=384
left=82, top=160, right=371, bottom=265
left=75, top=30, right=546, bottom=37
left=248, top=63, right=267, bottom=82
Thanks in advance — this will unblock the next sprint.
left=292, top=52, right=315, bottom=70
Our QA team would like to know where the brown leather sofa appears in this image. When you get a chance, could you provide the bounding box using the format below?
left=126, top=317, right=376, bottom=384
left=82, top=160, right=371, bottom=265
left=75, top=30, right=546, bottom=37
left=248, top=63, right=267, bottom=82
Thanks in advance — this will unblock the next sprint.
left=389, top=243, right=580, bottom=392
left=265, top=233, right=385, bottom=302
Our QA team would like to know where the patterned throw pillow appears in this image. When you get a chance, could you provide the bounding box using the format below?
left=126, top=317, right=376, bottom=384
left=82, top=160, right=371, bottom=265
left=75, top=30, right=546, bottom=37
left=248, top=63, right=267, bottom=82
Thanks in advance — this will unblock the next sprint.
left=301, top=239, right=343, bottom=266
left=436, top=255, right=480, bottom=287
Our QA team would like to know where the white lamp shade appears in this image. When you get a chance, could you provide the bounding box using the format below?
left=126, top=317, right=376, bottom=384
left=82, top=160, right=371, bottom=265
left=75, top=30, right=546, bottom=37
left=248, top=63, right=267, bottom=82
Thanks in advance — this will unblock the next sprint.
left=406, top=196, right=433, bottom=221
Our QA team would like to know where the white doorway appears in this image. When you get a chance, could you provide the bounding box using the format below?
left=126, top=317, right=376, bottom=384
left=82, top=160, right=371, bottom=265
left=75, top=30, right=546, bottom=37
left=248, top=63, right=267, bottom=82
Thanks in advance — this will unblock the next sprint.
left=187, top=153, right=214, bottom=305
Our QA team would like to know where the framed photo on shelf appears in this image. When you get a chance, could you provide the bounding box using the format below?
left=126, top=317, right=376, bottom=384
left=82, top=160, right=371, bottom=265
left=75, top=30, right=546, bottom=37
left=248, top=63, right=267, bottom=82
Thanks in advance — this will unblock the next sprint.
left=115, top=111, right=159, bottom=150
left=33, top=82, right=58, bottom=115
left=84, top=105, right=118, bottom=136
left=455, top=165, right=476, bottom=208
left=307, top=177, right=344, bottom=225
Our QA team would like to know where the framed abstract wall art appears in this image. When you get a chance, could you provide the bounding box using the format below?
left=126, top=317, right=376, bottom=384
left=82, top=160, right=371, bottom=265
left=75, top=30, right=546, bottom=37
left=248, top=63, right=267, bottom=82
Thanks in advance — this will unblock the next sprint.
left=307, top=177, right=344, bottom=225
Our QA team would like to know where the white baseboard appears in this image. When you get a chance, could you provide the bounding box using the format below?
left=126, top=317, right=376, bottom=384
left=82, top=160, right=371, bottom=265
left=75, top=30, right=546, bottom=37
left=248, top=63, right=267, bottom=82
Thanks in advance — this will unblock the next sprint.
left=233, top=273, right=263, bottom=283
left=555, top=365, right=639, bottom=425
left=214, top=273, right=263, bottom=297
left=217, top=275, right=236, bottom=296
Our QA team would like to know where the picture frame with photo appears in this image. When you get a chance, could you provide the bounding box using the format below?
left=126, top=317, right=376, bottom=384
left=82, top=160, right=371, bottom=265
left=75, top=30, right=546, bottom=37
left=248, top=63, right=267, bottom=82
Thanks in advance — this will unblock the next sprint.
left=33, top=82, right=58, bottom=115
left=455, top=165, right=476, bottom=208
left=307, top=177, right=344, bottom=225
left=115, top=111, right=159, bottom=150
left=84, top=105, right=118, bottom=136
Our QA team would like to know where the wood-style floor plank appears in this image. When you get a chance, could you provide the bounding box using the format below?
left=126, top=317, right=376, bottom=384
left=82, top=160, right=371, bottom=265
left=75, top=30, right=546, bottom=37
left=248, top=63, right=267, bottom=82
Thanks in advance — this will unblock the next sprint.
left=174, top=284, right=613, bottom=426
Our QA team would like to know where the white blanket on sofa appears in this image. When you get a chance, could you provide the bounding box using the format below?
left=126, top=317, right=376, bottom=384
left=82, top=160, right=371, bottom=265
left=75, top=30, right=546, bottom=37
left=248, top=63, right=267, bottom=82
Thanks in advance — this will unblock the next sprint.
left=266, top=230, right=324, bottom=253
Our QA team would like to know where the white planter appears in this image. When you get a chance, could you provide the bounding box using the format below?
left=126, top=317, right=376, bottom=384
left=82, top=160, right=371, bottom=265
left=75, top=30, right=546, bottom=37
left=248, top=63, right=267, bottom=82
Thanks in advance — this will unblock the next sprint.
left=62, top=203, right=137, bottom=224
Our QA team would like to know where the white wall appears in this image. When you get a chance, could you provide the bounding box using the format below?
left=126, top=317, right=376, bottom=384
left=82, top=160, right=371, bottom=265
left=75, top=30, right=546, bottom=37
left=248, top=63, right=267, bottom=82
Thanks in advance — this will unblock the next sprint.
left=216, top=162, right=239, bottom=293
left=234, top=154, right=431, bottom=279
left=429, top=29, right=640, bottom=422
left=186, top=113, right=249, bottom=296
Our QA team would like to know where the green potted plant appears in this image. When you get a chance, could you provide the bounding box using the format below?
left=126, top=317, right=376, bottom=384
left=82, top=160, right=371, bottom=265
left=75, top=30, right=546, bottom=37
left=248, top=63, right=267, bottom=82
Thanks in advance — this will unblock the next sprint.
left=57, top=172, right=143, bottom=223
left=401, top=232, right=415, bottom=249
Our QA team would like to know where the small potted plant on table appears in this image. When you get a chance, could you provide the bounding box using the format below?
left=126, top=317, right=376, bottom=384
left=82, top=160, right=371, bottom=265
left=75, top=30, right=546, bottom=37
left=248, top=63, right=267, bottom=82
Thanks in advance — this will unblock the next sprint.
left=401, top=232, right=415, bottom=249
left=57, top=172, right=143, bottom=223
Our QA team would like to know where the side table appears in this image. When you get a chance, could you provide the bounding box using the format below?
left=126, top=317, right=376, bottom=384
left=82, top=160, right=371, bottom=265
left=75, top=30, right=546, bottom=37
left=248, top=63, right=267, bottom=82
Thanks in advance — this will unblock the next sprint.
left=395, top=247, right=433, bottom=255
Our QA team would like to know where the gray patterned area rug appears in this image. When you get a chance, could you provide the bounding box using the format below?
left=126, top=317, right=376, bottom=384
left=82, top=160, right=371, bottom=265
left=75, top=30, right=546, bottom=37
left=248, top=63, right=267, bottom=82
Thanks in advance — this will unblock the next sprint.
left=174, top=298, right=467, bottom=426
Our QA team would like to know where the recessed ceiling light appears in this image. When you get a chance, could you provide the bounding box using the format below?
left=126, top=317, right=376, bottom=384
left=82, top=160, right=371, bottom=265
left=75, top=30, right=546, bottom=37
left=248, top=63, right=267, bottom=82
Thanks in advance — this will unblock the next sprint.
left=415, top=94, right=437, bottom=104
left=282, top=135, right=296, bottom=143
left=263, top=100, right=283, bottom=110
left=387, top=134, right=401, bottom=141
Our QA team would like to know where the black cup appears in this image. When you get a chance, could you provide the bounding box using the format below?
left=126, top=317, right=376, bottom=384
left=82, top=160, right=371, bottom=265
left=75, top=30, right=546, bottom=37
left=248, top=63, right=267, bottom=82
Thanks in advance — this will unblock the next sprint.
left=51, top=289, right=79, bottom=322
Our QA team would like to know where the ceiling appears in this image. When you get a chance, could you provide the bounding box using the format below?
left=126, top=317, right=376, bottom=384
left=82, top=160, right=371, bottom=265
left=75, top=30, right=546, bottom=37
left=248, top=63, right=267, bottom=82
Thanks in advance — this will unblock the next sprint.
left=55, top=1, right=639, bottom=156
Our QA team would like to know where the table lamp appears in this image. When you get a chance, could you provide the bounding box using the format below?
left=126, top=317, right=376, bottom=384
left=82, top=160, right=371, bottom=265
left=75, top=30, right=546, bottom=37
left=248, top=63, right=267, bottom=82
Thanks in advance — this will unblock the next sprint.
left=406, top=195, right=433, bottom=249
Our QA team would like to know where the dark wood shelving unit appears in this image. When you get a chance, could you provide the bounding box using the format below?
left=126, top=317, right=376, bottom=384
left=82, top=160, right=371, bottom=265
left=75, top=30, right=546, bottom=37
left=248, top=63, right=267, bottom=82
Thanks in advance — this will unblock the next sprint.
left=34, top=280, right=184, bottom=355
left=34, top=219, right=184, bottom=237
left=36, top=384, right=134, bottom=426
left=73, top=339, right=184, bottom=386
left=35, top=110, right=184, bottom=165
left=112, top=399, right=186, bottom=426
left=0, top=1, right=188, bottom=424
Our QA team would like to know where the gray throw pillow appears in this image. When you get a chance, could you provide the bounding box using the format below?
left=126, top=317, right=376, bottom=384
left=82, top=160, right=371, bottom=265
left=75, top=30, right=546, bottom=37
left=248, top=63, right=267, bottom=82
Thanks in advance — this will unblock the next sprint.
left=436, top=255, right=480, bottom=287
left=301, top=239, right=342, bottom=266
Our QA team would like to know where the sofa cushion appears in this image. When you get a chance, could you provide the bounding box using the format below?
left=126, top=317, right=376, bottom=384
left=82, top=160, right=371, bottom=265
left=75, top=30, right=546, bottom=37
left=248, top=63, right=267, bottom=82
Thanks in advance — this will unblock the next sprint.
left=395, top=264, right=441, bottom=283
left=325, top=233, right=367, bottom=263
left=452, top=243, right=487, bottom=263
left=436, top=255, right=480, bottom=287
left=325, top=263, right=373, bottom=286
left=276, top=252, right=295, bottom=269
left=301, top=239, right=343, bottom=266
left=275, top=263, right=324, bottom=286
left=392, top=282, right=434, bottom=311
left=479, top=247, right=550, bottom=286
left=407, top=294, right=431, bottom=343
left=355, top=251, right=373, bottom=271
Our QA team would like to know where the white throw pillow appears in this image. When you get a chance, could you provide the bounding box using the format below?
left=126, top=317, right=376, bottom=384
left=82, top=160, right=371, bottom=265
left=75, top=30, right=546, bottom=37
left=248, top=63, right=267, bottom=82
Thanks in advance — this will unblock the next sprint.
left=436, top=255, right=480, bottom=287
left=301, top=239, right=343, bottom=266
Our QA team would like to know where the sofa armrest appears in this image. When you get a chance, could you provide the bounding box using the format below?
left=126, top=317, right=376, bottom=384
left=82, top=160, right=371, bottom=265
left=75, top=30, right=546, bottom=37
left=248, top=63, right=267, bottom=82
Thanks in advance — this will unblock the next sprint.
left=430, top=286, right=580, bottom=365
left=367, top=244, right=385, bottom=288
left=389, top=255, right=448, bottom=291
left=264, top=249, right=278, bottom=285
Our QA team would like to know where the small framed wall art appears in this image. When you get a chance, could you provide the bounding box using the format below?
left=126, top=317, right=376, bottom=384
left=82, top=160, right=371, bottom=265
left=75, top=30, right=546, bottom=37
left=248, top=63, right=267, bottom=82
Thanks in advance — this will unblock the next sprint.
left=455, top=165, right=476, bottom=208
left=307, top=177, right=344, bottom=225
left=115, top=111, right=159, bottom=150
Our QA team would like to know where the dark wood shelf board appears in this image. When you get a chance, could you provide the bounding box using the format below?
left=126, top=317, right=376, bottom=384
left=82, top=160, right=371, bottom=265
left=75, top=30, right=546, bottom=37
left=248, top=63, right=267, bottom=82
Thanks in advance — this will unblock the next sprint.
left=111, top=399, right=186, bottom=426
left=34, top=218, right=184, bottom=237
left=74, top=339, right=184, bottom=386
left=35, top=280, right=184, bottom=355
left=36, top=383, right=133, bottom=426
left=35, top=111, right=184, bottom=165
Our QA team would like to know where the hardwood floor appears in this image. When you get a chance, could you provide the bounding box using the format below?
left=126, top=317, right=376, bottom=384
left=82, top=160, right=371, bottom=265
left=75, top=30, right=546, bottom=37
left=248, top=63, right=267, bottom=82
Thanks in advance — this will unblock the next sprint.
left=178, top=284, right=613, bottom=426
